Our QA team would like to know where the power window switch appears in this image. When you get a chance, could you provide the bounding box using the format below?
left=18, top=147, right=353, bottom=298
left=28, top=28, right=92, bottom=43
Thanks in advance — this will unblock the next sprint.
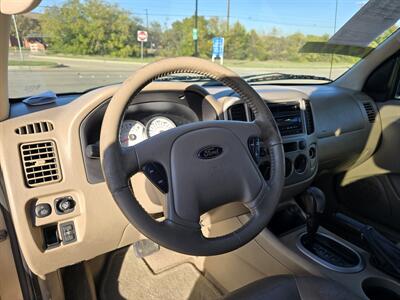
left=60, top=221, right=77, bottom=244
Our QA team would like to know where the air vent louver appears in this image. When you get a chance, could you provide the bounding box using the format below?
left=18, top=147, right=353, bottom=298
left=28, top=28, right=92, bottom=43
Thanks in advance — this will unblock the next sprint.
left=20, top=141, right=62, bottom=188
left=304, top=101, right=315, bottom=134
left=227, top=104, right=247, bottom=121
left=15, top=121, right=53, bottom=135
left=362, top=102, right=376, bottom=123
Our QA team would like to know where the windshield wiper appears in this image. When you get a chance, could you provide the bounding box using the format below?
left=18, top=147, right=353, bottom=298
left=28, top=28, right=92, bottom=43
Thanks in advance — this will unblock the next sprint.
left=243, top=72, right=332, bottom=83
left=155, top=74, right=212, bottom=82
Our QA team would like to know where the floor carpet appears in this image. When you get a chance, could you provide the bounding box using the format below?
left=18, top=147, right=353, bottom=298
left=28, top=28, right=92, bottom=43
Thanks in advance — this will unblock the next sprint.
left=99, top=246, right=222, bottom=300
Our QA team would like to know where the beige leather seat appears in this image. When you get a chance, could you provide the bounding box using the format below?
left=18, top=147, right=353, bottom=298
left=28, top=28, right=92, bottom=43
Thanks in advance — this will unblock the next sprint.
left=224, top=275, right=362, bottom=300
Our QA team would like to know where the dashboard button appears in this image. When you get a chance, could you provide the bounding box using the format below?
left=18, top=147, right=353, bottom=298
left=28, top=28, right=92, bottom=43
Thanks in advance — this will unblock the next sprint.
left=299, top=140, right=306, bottom=150
left=60, top=221, right=77, bottom=244
left=55, top=196, right=76, bottom=214
left=35, top=203, right=52, bottom=218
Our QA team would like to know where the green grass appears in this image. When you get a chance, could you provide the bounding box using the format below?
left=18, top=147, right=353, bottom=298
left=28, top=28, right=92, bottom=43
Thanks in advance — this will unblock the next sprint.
left=40, top=51, right=157, bottom=63
left=9, top=60, right=59, bottom=67
left=35, top=52, right=355, bottom=69
left=223, top=59, right=355, bottom=69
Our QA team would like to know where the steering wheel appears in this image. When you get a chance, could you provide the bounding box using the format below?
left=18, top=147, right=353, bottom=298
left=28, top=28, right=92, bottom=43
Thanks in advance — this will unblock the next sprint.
left=100, top=57, right=285, bottom=256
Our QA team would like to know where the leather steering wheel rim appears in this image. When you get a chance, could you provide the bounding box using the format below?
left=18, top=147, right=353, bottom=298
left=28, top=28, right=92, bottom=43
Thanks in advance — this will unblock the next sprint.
left=100, top=57, right=285, bottom=256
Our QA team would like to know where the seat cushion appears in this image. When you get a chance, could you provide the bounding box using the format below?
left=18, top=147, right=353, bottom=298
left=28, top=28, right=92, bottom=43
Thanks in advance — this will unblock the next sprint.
left=224, top=275, right=362, bottom=300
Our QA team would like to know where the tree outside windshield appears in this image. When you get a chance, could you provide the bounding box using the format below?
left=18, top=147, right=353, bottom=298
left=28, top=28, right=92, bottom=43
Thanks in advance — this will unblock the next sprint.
left=8, top=0, right=397, bottom=98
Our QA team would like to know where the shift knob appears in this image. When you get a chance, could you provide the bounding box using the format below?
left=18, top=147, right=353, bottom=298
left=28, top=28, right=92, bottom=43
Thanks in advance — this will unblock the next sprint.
left=298, top=187, right=326, bottom=237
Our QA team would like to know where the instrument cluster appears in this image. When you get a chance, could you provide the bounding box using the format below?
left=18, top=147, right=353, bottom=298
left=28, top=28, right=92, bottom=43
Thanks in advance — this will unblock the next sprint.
left=119, top=116, right=177, bottom=147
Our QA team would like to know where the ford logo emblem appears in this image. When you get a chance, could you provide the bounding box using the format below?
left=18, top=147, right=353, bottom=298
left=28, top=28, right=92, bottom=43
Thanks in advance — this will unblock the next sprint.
left=197, top=146, right=223, bottom=159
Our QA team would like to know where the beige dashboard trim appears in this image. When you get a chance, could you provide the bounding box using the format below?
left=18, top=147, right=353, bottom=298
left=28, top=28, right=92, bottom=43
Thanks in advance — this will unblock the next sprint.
left=0, top=82, right=221, bottom=277
left=0, top=13, right=10, bottom=121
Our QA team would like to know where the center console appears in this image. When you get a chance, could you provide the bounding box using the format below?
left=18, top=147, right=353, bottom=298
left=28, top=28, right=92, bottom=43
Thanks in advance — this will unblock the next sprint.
left=265, top=187, right=400, bottom=300
left=224, top=98, right=317, bottom=187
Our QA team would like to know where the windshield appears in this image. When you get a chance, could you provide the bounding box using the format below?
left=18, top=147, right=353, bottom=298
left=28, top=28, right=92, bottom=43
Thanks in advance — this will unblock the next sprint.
left=8, top=0, right=399, bottom=98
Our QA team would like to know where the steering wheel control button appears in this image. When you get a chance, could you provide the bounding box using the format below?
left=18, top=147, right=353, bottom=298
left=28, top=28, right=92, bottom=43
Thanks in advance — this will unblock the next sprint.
left=142, top=163, right=168, bottom=193
left=60, top=221, right=77, bottom=244
left=248, top=137, right=261, bottom=163
left=35, top=203, right=52, bottom=218
left=55, top=196, right=76, bottom=215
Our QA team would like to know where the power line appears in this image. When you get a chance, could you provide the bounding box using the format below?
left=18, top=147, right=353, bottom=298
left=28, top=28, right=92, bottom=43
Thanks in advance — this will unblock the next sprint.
left=36, top=5, right=336, bottom=29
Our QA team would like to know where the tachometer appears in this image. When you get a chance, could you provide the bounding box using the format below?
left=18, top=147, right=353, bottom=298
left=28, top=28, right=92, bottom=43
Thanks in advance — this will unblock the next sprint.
left=119, top=120, right=146, bottom=147
left=146, top=117, right=176, bottom=137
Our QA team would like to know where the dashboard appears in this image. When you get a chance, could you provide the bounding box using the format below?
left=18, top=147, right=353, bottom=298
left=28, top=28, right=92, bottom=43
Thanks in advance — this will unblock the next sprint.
left=0, top=81, right=381, bottom=277
left=79, top=86, right=319, bottom=192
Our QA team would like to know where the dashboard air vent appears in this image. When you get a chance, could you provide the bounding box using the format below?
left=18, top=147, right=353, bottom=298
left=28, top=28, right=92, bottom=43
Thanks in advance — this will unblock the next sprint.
left=268, top=103, right=303, bottom=136
left=20, top=141, right=62, bottom=188
left=227, top=103, right=247, bottom=121
left=15, top=121, right=54, bottom=135
left=304, top=101, right=315, bottom=134
left=362, top=102, right=376, bottom=123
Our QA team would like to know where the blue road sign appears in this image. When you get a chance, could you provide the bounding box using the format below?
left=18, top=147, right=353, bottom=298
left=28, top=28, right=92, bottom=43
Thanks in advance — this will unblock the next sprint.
left=212, top=37, right=224, bottom=58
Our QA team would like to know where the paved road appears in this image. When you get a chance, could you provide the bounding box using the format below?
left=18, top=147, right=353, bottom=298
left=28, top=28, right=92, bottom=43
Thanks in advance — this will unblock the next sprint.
left=8, top=54, right=348, bottom=98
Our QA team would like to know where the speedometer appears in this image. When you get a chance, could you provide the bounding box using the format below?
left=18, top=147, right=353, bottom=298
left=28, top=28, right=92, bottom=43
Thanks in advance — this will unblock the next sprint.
left=119, top=120, right=146, bottom=147
left=146, top=117, right=176, bottom=137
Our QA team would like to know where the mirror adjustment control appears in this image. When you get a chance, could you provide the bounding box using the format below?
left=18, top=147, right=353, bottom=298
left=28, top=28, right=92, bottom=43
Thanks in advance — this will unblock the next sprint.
left=35, top=203, right=52, bottom=218
left=55, top=196, right=76, bottom=214
left=60, top=221, right=77, bottom=244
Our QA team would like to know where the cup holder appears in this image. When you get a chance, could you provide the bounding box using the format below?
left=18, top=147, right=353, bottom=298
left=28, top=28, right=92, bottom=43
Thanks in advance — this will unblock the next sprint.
left=297, top=232, right=364, bottom=273
left=362, top=278, right=400, bottom=300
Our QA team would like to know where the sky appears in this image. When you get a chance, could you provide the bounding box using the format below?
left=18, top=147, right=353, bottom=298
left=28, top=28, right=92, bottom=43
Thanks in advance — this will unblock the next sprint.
left=36, top=0, right=365, bottom=36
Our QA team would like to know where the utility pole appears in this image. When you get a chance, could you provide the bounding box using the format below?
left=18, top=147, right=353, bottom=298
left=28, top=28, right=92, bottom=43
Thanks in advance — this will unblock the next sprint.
left=329, top=0, right=338, bottom=79
left=12, top=15, right=24, bottom=61
left=145, top=9, right=149, bottom=30
left=145, top=8, right=149, bottom=49
left=226, top=0, right=230, bottom=58
left=226, top=0, right=230, bottom=33
left=194, top=0, right=199, bottom=56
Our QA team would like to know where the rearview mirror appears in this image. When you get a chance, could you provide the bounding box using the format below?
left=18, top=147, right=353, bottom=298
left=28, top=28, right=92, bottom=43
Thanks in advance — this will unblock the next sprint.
left=1, top=0, right=40, bottom=15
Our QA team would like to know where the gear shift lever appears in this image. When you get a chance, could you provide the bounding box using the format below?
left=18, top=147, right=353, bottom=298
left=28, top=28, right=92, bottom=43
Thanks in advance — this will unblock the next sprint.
left=298, top=187, right=326, bottom=239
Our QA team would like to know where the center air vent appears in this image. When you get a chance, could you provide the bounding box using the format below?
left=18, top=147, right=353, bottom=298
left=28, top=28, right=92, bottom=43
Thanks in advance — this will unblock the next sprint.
left=227, top=103, right=247, bottom=121
left=269, top=102, right=303, bottom=136
left=15, top=121, right=53, bottom=135
left=20, top=141, right=62, bottom=188
left=362, top=102, right=376, bottom=123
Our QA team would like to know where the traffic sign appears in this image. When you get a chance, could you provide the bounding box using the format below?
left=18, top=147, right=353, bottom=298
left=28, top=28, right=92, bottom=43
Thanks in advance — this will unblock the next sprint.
left=212, top=37, right=224, bottom=64
left=137, top=30, right=148, bottom=42
left=192, top=28, right=198, bottom=41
